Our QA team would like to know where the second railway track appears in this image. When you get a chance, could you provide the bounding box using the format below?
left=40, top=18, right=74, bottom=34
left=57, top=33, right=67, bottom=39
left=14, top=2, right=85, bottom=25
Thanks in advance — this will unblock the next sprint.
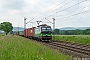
left=41, top=40, right=90, bottom=58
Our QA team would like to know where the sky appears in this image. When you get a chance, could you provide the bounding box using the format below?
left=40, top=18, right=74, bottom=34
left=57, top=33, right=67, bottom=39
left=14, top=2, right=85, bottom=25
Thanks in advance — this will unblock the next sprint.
left=0, top=0, right=90, bottom=28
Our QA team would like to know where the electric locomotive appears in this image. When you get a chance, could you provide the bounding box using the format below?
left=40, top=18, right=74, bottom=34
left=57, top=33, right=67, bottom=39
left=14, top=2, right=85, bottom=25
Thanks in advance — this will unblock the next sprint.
left=34, top=24, right=52, bottom=41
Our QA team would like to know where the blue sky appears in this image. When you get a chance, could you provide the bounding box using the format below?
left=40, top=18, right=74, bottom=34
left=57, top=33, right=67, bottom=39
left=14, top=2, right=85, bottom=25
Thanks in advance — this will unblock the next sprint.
left=0, top=0, right=90, bottom=28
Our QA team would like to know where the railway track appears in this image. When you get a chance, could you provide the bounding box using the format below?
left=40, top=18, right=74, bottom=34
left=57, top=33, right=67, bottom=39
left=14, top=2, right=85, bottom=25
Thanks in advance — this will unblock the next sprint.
left=21, top=35, right=90, bottom=58
left=42, top=40, right=90, bottom=58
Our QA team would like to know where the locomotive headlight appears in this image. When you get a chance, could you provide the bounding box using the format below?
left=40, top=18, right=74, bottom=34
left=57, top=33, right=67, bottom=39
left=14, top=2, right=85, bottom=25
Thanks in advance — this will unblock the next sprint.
left=47, top=34, right=51, bottom=36
left=41, top=33, right=46, bottom=36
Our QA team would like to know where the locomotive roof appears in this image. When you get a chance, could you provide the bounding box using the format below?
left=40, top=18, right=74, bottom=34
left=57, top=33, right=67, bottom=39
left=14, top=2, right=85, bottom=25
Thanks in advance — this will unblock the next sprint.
left=37, top=24, right=49, bottom=27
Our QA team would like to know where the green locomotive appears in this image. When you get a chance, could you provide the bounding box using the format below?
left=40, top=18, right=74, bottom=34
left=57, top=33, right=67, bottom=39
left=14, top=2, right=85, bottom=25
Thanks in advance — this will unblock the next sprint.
left=34, top=24, right=52, bottom=41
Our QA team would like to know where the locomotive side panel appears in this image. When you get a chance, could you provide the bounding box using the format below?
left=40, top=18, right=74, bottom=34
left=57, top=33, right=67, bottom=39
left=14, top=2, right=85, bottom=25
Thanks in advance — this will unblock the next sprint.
left=34, top=28, right=41, bottom=37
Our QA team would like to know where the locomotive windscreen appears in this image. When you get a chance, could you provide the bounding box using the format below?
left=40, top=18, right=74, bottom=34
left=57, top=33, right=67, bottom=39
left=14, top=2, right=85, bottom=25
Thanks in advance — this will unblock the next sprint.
left=41, top=26, right=52, bottom=32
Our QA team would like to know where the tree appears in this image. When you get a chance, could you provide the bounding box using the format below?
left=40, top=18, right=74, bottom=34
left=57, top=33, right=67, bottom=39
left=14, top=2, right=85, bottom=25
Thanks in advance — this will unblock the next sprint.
left=83, top=28, right=90, bottom=35
left=54, top=29, right=60, bottom=34
left=0, top=22, right=13, bottom=35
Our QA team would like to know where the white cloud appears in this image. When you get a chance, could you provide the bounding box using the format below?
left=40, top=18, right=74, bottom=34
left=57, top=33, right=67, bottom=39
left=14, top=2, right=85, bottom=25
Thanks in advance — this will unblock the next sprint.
left=0, top=0, right=90, bottom=28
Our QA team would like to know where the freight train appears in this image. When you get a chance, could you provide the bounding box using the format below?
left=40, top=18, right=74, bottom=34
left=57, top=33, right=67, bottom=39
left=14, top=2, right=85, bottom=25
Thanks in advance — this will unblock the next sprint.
left=19, top=24, right=52, bottom=41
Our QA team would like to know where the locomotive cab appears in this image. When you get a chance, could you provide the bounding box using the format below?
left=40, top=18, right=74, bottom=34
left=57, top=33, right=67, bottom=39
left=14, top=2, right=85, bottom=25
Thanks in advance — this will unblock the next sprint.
left=34, top=24, right=52, bottom=41
left=40, top=26, right=52, bottom=41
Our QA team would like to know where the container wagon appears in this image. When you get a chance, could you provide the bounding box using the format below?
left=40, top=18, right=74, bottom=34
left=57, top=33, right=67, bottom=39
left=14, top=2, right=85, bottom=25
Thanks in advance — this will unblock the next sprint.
left=24, top=29, right=28, bottom=38
left=18, top=31, right=24, bottom=37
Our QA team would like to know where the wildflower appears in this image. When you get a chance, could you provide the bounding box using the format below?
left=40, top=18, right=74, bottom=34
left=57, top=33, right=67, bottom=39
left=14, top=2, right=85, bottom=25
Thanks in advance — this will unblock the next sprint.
left=41, top=57, right=44, bottom=60
left=37, top=55, right=38, bottom=58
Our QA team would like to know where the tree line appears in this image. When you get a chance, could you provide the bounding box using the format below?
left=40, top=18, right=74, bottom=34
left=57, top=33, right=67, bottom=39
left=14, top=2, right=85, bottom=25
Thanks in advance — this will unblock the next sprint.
left=53, top=28, right=90, bottom=35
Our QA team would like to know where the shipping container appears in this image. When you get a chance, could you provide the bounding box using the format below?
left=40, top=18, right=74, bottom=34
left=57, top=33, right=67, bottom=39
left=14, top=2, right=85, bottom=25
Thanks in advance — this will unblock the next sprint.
left=27, top=28, right=30, bottom=37
left=30, top=27, right=36, bottom=38
left=24, top=29, right=28, bottom=37
left=25, top=27, right=36, bottom=39
left=19, top=31, right=24, bottom=36
left=24, top=30, right=26, bottom=37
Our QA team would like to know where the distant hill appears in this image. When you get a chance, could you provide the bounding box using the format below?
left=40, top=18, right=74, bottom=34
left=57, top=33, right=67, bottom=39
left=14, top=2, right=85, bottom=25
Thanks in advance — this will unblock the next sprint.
left=13, top=27, right=24, bottom=31
left=13, top=27, right=90, bottom=31
left=60, top=27, right=90, bottom=30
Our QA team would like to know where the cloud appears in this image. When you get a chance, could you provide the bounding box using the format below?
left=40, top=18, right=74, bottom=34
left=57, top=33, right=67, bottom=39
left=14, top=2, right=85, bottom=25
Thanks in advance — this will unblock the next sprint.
left=0, top=0, right=90, bottom=28
left=2, top=0, right=25, bottom=10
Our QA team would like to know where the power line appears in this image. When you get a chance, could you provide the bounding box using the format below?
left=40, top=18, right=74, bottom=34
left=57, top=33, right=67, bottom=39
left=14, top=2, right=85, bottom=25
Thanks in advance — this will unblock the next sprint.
left=29, top=0, right=74, bottom=23
left=46, top=0, right=88, bottom=18
left=27, top=0, right=88, bottom=26
left=41, top=0, right=67, bottom=14
left=45, top=18, right=53, bottom=24
left=40, top=0, right=74, bottom=23
left=26, top=18, right=34, bottom=24
left=34, top=0, right=67, bottom=18
left=36, top=4, right=90, bottom=26
left=43, top=0, right=73, bottom=15
left=41, top=0, right=74, bottom=20
left=79, top=5, right=90, bottom=12
left=56, top=7, right=90, bottom=20
left=48, top=0, right=74, bottom=14
left=35, top=0, right=74, bottom=20
left=54, top=5, right=90, bottom=19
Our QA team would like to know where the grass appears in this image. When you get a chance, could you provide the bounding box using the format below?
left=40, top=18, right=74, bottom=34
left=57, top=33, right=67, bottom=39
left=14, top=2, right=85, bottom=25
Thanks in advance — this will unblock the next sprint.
left=53, top=35, right=90, bottom=45
left=0, top=35, right=71, bottom=60
left=0, top=34, right=5, bottom=36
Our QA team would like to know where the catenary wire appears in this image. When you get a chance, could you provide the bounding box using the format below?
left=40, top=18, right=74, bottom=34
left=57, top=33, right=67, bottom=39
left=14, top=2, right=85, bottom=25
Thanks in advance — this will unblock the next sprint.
left=46, top=0, right=88, bottom=18
left=56, top=7, right=90, bottom=20
left=38, top=0, right=74, bottom=20
left=34, top=0, right=67, bottom=18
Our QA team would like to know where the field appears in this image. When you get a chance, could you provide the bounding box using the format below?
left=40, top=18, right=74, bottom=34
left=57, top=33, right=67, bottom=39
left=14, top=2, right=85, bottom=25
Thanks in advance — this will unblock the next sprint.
left=0, top=34, right=5, bottom=36
left=0, top=35, right=71, bottom=60
left=53, top=35, right=90, bottom=45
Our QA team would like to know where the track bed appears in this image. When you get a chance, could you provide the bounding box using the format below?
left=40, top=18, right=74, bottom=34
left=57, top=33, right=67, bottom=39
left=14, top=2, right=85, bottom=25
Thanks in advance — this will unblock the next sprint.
left=41, top=40, right=90, bottom=58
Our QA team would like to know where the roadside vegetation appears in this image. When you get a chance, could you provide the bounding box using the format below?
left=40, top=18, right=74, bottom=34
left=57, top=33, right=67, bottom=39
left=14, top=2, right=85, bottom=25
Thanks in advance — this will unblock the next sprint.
left=53, top=35, right=90, bottom=45
left=0, top=35, right=71, bottom=60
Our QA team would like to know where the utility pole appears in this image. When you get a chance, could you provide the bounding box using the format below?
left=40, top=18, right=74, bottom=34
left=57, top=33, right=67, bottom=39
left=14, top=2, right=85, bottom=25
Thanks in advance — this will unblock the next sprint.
left=24, top=17, right=27, bottom=30
left=52, top=18, right=55, bottom=40
left=52, top=18, right=55, bottom=31
left=36, top=21, right=42, bottom=26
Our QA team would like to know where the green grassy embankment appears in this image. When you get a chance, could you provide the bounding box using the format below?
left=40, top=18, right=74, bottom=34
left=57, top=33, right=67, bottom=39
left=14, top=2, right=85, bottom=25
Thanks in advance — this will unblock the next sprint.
left=0, top=35, right=71, bottom=60
left=0, top=34, right=5, bottom=36
left=53, top=35, right=90, bottom=45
